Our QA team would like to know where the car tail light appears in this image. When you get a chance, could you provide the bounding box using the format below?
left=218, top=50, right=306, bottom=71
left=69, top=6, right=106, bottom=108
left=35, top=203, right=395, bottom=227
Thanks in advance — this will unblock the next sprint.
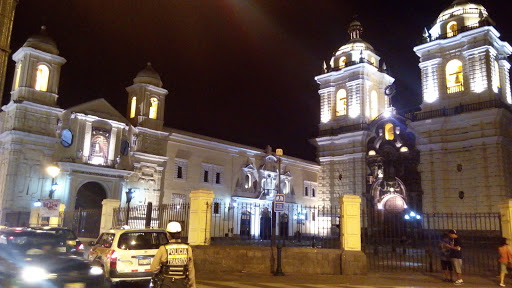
left=109, top=250, right=118, bottom=270
left=78, top=243, right=84, bottom=250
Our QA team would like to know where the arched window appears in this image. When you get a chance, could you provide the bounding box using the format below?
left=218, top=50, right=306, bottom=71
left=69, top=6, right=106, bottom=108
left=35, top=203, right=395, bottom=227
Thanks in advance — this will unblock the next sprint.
left=35, top=64, right=49, bottom=91
left=339, top=57, right=346, bottom=69
left=495, top=61, right=501, bottom=89
left=385, top=123, right=394, bottom=140
left=14, top=63, right=22, bottom=90
left=371, top=57, right=376, bottom=66
left=336, top=89, right=347, bottom=116
left=149, top=97, right=158, bottom=119
left=130, top=97, right=136, bottom=118
left=244, top=174, right=252, bottom=189
left=370, top=90, right=378, bottom=119
left=447, top=21, right=458, bottom=38
left=446, top=59, right=464, bottom=93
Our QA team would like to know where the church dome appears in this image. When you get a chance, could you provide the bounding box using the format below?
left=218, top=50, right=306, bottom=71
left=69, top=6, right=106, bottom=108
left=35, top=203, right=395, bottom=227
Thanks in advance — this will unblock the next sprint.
left=133, top=62, right=163, bottom=87
left=23, top=26, right=59, bottom=55
left=435, top=0, right=488, bottom=25
left=328, top=20, right=379, bottom=72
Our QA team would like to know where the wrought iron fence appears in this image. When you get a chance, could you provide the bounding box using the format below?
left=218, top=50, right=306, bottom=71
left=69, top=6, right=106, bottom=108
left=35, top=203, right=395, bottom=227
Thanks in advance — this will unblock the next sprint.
left=72, top=209, right=102, bottom=238
left=113, top=203, right=190, bottom=241
left=209, top=200, right=340, bottom=249
left=362, top=211, right=502, bottom=275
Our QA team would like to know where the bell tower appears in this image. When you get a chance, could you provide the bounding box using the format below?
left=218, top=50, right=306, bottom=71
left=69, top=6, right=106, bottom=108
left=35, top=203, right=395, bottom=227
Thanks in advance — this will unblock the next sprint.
left=313, top=20, right=394, bottom=205
left=126, top=63, right=168, bottom=131
left=10, top=26, right=66, bottom=107
left=414, top=0, right=512, bottom=112
left=410, top=1, right=512, bottom=214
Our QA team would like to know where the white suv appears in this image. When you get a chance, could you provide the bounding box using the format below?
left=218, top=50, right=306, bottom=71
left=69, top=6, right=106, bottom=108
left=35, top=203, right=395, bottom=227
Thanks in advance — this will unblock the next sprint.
left=88, top=228, right=169, bottom=286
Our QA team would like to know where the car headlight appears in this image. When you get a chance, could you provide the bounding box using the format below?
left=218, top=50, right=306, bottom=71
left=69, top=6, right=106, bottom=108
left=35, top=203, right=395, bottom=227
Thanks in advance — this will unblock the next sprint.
left=89, top=266, right=104, bottom=276
left=22, top=266, right=56, bottom=282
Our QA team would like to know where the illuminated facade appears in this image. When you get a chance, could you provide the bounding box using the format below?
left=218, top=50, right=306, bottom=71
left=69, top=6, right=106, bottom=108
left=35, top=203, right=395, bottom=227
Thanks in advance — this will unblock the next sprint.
left=314, top=20, right=395, bottom=206
left=410, top=0, right=512, bottom=213
left=315, top=1, right=512, bottom=214
left=0, top=28, right=320, bottom=227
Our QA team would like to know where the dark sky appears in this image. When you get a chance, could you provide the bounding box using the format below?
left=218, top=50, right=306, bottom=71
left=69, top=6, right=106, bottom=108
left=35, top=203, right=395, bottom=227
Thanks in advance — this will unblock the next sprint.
left=3, top=0, right=512, bottom=162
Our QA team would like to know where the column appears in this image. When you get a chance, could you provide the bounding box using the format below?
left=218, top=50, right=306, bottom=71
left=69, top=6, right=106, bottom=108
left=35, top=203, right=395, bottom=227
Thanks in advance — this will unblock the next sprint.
left=188, top=189, right=214, bottom=245
left=100, top=199, right=121, bottom=233
left=339, top=194, right=367, bottom=275
left=499, top=199, right=512, bottom=240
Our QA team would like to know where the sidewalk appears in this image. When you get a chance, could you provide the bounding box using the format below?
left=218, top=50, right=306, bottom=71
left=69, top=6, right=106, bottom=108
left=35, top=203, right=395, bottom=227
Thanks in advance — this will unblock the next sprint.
left=197, top=271, right=503, bottom=287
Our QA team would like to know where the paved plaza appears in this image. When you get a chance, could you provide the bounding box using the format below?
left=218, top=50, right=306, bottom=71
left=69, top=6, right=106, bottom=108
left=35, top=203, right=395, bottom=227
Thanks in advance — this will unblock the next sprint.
left=196, top=272, right=503, bottom=288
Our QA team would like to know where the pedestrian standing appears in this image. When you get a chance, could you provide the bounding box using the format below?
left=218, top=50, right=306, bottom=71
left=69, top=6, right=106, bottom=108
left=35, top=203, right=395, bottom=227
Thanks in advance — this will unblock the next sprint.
left=151, top=222, right=196, bottom=288
left=498, top=237, right=512, bottom=287
left=448, top=229, right=463, bottom=285
left=440, top=233, right=453, bottom=282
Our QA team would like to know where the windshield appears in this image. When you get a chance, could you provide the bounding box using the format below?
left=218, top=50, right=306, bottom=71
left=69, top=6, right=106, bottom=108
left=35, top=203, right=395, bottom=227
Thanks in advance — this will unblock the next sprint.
left=117, top=231, right=168, bottom=250
left=0, top=231, right=65, bottom=255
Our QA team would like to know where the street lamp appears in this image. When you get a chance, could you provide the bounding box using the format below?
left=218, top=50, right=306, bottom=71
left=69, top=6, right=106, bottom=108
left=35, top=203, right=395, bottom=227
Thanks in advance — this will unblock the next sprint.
left=125, top=188, right=136, bottom=226
left=46, top=164, right=60, bottom=199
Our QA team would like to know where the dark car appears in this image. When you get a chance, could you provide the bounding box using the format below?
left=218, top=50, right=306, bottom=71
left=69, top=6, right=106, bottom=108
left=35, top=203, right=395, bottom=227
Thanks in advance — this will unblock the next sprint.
left=0, top=228, right=105, bottom=288
left=30, top=227, right=84, bottom=257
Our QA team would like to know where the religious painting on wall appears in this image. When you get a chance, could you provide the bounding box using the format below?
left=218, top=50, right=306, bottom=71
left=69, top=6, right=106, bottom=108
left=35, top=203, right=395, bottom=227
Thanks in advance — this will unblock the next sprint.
left=89, top=128, right=110, bottom=165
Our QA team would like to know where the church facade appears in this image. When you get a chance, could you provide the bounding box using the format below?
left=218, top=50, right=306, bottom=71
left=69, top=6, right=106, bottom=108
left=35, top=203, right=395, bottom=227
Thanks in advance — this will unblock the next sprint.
left=1, top=0, right=512, bottom=229
left=0, top=27, right=320, bottom=227
left=314, top=0, right=512, bottom=215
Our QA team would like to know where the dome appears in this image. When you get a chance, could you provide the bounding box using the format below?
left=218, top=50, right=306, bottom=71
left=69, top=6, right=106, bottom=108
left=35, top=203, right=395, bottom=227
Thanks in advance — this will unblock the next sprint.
left=328, top=20, right=379, bottom=72
left=436, top=1, right=488, bottom=24
left=23, top=26, right=59, bottom=55
left=133, top=62, right=163, bottom=87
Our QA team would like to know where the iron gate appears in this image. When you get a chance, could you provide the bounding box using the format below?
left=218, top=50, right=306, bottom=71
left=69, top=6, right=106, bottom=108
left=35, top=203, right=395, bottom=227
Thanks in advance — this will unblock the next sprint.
left=72, top=208, right=102, bottom=239
left=362, top=211, right=502, bottom=275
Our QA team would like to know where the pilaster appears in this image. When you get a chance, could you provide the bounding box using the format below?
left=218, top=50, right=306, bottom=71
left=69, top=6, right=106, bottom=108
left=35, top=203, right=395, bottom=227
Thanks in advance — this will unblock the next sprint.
left=188, top=189, right=214, bottom=245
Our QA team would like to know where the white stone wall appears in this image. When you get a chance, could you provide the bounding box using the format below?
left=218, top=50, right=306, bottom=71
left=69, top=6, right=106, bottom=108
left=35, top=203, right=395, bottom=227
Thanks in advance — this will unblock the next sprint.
left=163, top=132, right=320, bottom=206
left=411, top=109, right=512, bottom=213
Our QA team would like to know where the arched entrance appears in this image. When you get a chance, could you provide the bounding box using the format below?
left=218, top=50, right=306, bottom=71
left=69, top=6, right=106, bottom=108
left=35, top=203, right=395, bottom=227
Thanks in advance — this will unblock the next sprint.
left=240, top=210, right=251, bottom=239
left=73, top=182, right=107, bottom=238
left=75, top=182, right=107, bottom=210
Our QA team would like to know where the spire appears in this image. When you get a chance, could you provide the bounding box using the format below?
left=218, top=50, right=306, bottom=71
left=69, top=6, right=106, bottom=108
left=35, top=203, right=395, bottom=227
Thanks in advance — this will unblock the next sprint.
left=348, top=19, right=363, bottom=40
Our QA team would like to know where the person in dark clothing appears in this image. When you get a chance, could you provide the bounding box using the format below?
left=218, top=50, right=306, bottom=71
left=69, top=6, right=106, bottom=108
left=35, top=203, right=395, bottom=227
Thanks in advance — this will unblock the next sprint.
left=440, top=233, right=453, bottom=282
left=448, top=229, right=463, bottom=285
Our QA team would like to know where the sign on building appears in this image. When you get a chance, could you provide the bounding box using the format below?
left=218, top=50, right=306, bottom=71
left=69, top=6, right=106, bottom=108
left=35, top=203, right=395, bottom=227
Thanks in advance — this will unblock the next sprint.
left=40, top=199, right=61, bottom=217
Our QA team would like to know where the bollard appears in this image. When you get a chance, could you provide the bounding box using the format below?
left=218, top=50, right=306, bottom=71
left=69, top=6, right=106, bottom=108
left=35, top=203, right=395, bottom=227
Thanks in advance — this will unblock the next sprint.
left=273, top=244, right=285, bottom=276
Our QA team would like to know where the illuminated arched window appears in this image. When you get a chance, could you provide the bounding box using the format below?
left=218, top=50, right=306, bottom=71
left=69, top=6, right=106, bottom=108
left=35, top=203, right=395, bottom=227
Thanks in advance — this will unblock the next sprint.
left=370, top=90, right=378, bottom=119
left=447, top=21, right=457, bottom=38
left=35, top=64, right=49, bottom=91
left=336, top=89, right=347, bottom=116
left=371, top=57, right=376, bottom=66
left=149, top=97, right=158, bottom=119
left=385, top=123, right=394, bottom=140
left=339, top=57, right=346, bottom=69
left=446, top=59, right=464, bottom=93
left=14, top=63, right=22, bottom=90
left=130, top=97, right=136, bottom=118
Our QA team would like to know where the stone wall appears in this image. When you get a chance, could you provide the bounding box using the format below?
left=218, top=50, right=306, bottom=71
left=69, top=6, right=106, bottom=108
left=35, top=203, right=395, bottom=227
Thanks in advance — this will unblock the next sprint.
left=192, top=245, right=341, bottom=275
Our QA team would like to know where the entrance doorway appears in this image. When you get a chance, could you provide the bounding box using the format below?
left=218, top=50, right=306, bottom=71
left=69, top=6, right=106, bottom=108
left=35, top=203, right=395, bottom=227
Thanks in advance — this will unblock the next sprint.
left=240, top=210, right=251, bottom=239
left=279, top=213, right=289, bottom=239
left=73, top=182, right=106, bottom=238
left=260, top=208, right=271, bottom=240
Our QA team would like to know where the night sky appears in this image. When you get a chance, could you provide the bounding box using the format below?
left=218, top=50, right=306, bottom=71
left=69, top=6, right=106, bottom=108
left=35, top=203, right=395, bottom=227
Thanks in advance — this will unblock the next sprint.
left=3, top=0, right=512, bottom=162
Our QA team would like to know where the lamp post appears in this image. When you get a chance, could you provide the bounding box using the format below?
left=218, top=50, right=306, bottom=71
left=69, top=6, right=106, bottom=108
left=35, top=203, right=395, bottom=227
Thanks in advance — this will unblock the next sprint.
left=273, top=148, right=285, bottom=276
left=46, top=165, right=60, bottom=199
left=125, top=188, right=135, bottom=226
